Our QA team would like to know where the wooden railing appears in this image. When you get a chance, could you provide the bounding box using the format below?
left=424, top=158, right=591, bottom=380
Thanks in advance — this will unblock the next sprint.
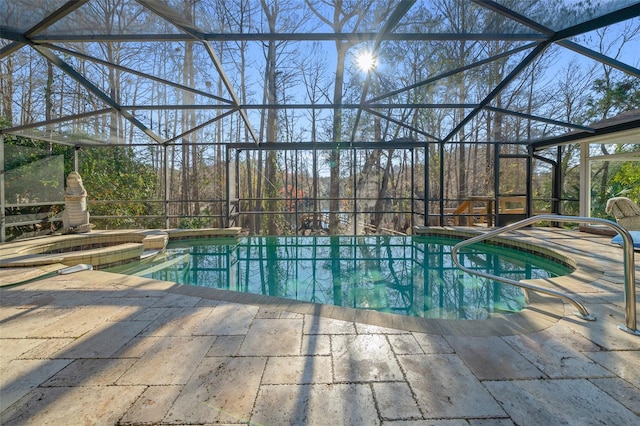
left=449, top=196, right=552, bottom=227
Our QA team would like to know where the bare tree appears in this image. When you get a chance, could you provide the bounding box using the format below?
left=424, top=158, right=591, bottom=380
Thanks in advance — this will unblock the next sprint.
left=298, top=47, right=331, bottom=229
left=306, top=0, right=394, bottom=234
left=0, top=48, right=14, bottom=124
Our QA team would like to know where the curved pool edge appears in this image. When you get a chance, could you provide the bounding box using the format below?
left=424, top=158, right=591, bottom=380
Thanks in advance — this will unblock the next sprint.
left=414, top=226, right=606, bottom=296
left=0, top=226, right=606, bottom=336
left=86, top=269, right=565, bottom=337
left=180, top=282, right=567, bottom=336
left=160, top=226, right=605, bottom=336
left=414, top=226, right=579, bottom=269
left=0, top=228, right=242, bottom=271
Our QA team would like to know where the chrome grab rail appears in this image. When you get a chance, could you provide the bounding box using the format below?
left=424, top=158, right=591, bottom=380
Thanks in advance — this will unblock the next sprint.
left=451, top=215, right=639, bottom=336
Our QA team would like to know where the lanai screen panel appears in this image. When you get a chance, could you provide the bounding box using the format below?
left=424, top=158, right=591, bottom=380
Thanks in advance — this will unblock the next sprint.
left=1, top=1, right=639, bottom=237
left=2, top=0, right=638, bottom=147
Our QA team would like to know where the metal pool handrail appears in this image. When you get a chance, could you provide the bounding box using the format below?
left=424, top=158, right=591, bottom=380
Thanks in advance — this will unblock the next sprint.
left=451, top=215, right=639, bottom=336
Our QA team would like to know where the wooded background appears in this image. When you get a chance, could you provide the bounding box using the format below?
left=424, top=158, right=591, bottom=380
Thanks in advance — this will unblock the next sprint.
left=1, top=0, right=638, bottom=238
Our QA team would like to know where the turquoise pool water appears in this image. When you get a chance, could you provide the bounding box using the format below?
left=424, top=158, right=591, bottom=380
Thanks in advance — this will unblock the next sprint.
left=110, top=235, right=571, bottom=320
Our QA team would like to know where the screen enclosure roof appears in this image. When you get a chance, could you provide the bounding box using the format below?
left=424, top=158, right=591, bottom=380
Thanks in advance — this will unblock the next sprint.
left=1, top=0, right=639, bottom=150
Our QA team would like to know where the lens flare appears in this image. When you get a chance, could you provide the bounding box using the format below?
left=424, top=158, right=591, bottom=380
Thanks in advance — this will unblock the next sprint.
left=356, top=51, right=376, bottom=72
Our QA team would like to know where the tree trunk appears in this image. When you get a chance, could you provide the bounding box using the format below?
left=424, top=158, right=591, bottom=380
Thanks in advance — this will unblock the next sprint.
left=0, top=55, right=13, bottom=121
left=371, top=149, right=395, bottom=229
left=262, top=0, right=280, bottom=235
left=329, top=42, right=347, bottom=234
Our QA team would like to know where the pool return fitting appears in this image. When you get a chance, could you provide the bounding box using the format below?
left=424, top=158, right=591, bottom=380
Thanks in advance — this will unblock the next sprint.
left=452, top=215, right=639, bottom=336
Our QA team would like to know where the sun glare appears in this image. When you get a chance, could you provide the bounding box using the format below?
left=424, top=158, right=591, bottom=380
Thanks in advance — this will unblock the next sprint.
left=356, top=51, right=377, bottom=72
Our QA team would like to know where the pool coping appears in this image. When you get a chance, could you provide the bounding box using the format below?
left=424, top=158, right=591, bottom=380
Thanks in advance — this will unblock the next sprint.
left=0, top=228, right=242, bottom=269
left=159, top=279, right=567, bottom=336
left=0, top=226, right=607, bottom=336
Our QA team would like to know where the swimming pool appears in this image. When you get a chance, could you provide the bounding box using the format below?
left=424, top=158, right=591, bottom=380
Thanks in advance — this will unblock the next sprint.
left=110, top=235, right=571, bottom=320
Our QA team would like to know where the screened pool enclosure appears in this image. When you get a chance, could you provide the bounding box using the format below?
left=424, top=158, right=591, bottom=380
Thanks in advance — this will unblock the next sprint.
left=1, top=0, right=639, bottom=240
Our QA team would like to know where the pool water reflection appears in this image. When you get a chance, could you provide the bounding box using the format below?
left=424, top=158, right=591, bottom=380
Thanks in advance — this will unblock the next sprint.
left=110, top=235, right=571, bottom=320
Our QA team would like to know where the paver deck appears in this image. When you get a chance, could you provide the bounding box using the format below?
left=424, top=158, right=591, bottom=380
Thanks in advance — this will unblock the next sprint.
left=1, top=228, right=638, bottom=425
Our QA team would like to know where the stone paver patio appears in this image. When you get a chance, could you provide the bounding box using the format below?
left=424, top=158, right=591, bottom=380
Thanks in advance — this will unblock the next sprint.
left=0, top=228, right=638, bottom=425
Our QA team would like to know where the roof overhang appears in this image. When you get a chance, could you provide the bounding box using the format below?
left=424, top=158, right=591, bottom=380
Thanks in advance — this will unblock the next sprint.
left=531, top=112, right=640, bottom=151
